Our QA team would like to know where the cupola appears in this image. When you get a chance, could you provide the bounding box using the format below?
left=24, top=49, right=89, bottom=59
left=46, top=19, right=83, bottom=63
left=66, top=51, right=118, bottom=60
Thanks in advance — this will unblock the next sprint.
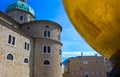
left=6, top=0, right=35, bottom=17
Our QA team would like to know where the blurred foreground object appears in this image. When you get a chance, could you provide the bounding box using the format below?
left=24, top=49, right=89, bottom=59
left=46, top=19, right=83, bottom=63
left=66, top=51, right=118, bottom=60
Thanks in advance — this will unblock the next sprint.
left=63, top=0, right=120, bottom=76
left=63, top=0, right=120, bottom=62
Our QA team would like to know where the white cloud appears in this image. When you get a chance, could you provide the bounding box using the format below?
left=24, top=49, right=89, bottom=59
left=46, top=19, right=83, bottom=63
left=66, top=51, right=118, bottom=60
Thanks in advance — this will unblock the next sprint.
left=62, top=51, right=98, bottom=56
left=62, top=51, right=100, bottom=61
left=48, top=0, right=101, bottom=62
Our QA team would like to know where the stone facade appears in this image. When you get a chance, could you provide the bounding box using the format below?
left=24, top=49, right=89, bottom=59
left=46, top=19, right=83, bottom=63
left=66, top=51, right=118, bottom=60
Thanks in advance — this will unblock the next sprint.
left=63, top=56, right=111, bottom=77
left=0, top=0, right=62, bottom=77
left=0, top=14, right=33, bottom=77
left=7, top=10, right=35, bottom=24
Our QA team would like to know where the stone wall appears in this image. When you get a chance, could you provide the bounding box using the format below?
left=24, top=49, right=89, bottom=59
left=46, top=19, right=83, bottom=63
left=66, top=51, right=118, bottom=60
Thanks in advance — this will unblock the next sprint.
left=0, top=18, right=34, bottom=77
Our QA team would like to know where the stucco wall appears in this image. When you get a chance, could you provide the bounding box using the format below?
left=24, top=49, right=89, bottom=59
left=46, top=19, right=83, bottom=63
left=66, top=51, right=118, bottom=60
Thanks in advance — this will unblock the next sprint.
left=0, top=19, right=34, bottom=77
left=33, top=39, right=62, bottom=77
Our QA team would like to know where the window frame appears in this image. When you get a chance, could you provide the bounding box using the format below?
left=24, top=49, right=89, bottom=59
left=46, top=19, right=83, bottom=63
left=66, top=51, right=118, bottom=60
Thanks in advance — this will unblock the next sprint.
left=90, top=60, right=94, bottom=64
left=42, top=59, right=51, bottom=66
left=60, top=62, right=62, bottom=66
left=24, top=57, right=29, bottom=64
left=45, top=25, right=49, bottom=28
left=42, top=45, right=51, bottom=54
left=19, top=15, right=24, bottom=21
left=59, top=49, right=62, bottom=55
left=6, top=53, right=14, bottom=61
left=24, top=42, right=30, bottom=51
left=83, top=61, right=88, bottom=64
left=43, top=30, right=51, bottom=38
left=7, top=34, right=16, bottom=46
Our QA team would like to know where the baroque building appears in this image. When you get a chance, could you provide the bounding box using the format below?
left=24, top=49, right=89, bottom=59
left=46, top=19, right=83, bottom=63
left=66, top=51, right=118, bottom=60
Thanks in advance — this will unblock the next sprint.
left=0, top=0, right=62, bottom=77
left=63, top=55, right=113, bottom=77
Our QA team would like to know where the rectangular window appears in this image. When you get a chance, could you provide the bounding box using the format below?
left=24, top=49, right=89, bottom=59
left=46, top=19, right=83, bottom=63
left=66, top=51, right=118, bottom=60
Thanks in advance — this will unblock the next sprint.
left=48, top=46, right=51, bottom=53
left=90, top=60, right=94, bottom=64
left=27, top=43, right=29, bottom=50
left=8, top=35, right=16, bottom=46
left=58, top=34, right=60, bottom=40
left=24, top=42, right=30, bottom=51
left=60, top=62, right=62, bottom=66
left=44, top=31, right=47, bottom=37
left=59, top=49, right=62, bottom=55
left=83, top=61, right=88, bottom=64
left=43, top=45, right=51, bottom=54
left=43, top=46, right=47, bottom=53
left=24, top=42, right=27, bottom=49
left=12, top=37, right=15, bottom=45
left=20, top=15, right=23, bottom=21
left=48, top=31, right=50, bottom=37
left=8, top=35, right=11, bottom=44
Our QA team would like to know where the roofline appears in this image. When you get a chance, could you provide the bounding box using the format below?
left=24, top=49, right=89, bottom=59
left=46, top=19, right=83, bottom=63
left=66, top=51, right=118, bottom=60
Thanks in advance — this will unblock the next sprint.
left=22, top=20, right=62, bottom=32
left=0, top=11, right=33, bottom=39
left=0, top=11, right=20, bottom=25
left=6, top=9, right=35, bottom=18
left=70, top=55, right=103, bottom=59
left=36, top=38, right=63, bottom=46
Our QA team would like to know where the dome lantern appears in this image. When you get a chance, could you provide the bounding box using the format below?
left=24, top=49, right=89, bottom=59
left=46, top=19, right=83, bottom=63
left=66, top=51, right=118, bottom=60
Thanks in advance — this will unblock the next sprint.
left=19, top=0, right=27, bottom=3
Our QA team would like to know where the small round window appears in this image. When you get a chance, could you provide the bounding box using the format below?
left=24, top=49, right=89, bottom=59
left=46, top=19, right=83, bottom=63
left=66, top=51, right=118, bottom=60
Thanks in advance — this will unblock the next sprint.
left=45, top=26, right=49, bottom=28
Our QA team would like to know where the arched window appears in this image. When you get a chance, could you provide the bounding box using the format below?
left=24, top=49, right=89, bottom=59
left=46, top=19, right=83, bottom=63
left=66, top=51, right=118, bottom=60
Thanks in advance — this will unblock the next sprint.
left=7, top=54, right=13, bottom=61
left=44, top=31, right=47, bottom=37
left=44, top=31, right=50, bottom=37
left=43, top=60, right=50, bottom=65
left=48, top=31, right=50, bottom=37
left=24, top=58, right=29, bottom=63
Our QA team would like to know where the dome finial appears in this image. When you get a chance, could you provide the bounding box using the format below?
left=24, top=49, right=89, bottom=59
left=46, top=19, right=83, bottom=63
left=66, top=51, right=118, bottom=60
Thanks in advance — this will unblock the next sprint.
left=19, top=0, right=27, bottom=3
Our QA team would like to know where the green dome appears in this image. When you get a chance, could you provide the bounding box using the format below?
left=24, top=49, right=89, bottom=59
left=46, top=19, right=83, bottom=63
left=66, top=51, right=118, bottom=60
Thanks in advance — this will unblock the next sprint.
left=6, top=1, right=35, bottom=17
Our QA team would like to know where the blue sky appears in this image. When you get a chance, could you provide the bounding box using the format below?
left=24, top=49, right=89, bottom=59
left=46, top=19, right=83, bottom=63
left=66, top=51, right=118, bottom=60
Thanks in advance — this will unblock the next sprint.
left=0, top=0, right=99, bottom=61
